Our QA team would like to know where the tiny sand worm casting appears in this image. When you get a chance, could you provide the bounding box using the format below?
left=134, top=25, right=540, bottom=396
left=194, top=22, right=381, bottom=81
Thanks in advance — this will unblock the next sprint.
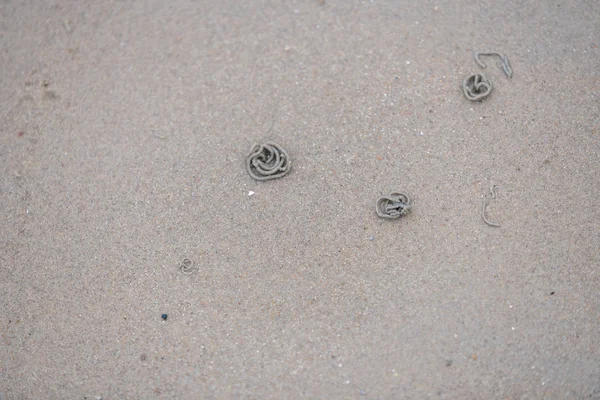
left=179, top=258, right=197, bottom=274
left=463, top=73, right=492, bottom=101
left=375, top=193, right=412, bottom=219
left=246, top=142, right=291, bottom=181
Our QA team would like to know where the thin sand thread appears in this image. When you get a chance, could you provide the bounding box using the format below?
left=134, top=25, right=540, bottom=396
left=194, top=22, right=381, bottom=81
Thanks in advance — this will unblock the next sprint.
left=474, top=52, right=513, bottom=78
left=481, top=182, right=500, bottom=227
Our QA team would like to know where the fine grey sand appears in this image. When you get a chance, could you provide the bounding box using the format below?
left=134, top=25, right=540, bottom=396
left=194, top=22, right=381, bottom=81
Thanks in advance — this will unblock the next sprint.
left=1, top=1, right=599, bottom=398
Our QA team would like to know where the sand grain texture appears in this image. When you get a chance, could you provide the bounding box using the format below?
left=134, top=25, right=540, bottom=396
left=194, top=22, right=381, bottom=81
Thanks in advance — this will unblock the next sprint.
left=1, top=0, right=599, bottom=398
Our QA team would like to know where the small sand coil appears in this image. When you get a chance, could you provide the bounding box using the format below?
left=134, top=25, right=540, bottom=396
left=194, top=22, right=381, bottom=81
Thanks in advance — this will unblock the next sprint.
left=179, top=258, right=197, bottom=274
left=375, top=193, right=412, bottom=219
left=463, top=73, right=492, bottom=101
left=246, top=142, right=291, bottom=181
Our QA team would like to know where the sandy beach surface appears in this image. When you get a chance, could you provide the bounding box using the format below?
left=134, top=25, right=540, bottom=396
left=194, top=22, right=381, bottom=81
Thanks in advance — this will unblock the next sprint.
left=1, top=0, right=599, bottom=398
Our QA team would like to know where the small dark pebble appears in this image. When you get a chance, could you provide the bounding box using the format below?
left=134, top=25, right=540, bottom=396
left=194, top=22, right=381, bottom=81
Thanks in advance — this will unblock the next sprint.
left=161, top=314, right=168, bottom=320
left=140, top=354, right=147, bottom=361
left=17, top=131, right=24, bottom=137
left=550, top=291, right=555, bottom=295
left=445, top=359, right=453, bottom=367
